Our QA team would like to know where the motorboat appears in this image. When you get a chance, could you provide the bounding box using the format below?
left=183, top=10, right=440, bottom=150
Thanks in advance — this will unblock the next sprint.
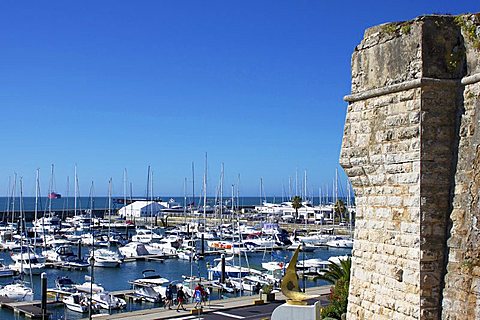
left=133, top=285, right=162, bottom=303
left=10, top=256, right=45, bottom=275
left=10, top=246, right=45, bottom=263
left=0, top=282, right=34, bottom=302
left=89, top=248, right=123, bottom=268
left=65, top=215, right=92, bottom=231
left=229, top=275, right=270, bottom=292
left=291, top=258, right=331, bottom=276
left=326, top=237, right=354, bottom=248
left=63, top=293, right=97, bottom=313
left=287, top=239, right=316, bottom=252
left=242, top=235, right=278, bottom=250
left=145, top=234, right=181, bottom=254
left=119, top=242, right=151, bottom=258
left=130, top=269, right=169, bottom=302
left=131, top=269, right=169, bottom=288
left=0, top=230, right=21, bottom=250
left=32, top=214, right=62, bottom=234
left=74, top=276, right=105, bottom=293
left=92, top=291, right=126, bottom=309
left=298, top=233, right=333, bottom=246
left=210, top=279, right=235, bottom=293
left=42, top=245, right=89, bottom=269
left=207, top=256, right=257, bottom=280
left=131, top=228, right=163, bottom=244
left=55, top=276, right=77, bottom=292
left=43, top=235, right=72, bottom=248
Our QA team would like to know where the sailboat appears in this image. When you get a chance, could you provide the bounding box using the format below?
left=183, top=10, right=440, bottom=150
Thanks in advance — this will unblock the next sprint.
left=0, top=177, right=34, bottom=302
left=88, top=179, right=123, bottom=268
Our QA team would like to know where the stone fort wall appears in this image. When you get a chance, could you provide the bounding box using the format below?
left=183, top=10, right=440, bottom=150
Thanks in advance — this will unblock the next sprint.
left=340, top=14, right=480, bottom=319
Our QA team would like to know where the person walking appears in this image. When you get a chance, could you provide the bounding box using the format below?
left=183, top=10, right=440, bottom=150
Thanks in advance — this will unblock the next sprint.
left=176, top=285, right=187, bottom=312
left=194, top=283, right=204, bottom=309
left=164, top=284, right=173, bottom=309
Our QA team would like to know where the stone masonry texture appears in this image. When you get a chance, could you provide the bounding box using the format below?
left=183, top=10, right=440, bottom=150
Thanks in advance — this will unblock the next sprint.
left=340, top=14, right=480, bottom=319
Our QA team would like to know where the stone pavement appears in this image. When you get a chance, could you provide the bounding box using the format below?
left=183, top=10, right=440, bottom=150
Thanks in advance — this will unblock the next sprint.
left=87, top=285, right=331, bottom=320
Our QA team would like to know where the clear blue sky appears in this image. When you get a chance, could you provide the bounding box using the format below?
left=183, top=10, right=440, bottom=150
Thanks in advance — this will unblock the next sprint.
left=0, top=1, right=477, bottom=197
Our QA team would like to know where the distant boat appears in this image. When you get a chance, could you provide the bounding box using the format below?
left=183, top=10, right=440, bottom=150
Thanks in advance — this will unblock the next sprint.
left=48, top=192, right=61, bottom=199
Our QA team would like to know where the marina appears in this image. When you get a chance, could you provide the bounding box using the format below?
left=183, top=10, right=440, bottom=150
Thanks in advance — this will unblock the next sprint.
left=0, top=193, right=354, bottom=319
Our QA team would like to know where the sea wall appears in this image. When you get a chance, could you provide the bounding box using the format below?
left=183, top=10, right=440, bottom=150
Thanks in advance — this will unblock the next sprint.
left=341, top=14, right=480, bottom=319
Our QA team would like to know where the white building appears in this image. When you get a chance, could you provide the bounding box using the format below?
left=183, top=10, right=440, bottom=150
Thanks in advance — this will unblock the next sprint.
left=117, top=201, right=165, bottom=218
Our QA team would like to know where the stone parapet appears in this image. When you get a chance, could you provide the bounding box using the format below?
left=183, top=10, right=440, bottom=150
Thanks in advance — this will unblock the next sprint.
left=340, top=14, right=479, bottom=319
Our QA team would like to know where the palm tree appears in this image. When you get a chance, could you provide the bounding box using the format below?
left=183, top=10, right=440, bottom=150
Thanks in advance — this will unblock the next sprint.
left=291, top=196, right=302, bottom=220
left=317, top=256, right=351, bottom=284
left=318, top=257, right=351, bottom=319
left=334, top=199, right=347, bottom=225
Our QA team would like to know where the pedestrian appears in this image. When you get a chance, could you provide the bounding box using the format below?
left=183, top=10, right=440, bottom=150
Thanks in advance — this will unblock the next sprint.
left=176, top=285, right=187, bottom=312
left=164, top=284, right=173, bottom=309
left=202, top=285, right=210, bottom=307
left=194, top=283, right=203, bottom=308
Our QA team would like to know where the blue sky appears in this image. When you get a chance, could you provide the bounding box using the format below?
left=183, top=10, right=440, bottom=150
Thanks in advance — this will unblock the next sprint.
left=0, top=1, right=477, bottom=197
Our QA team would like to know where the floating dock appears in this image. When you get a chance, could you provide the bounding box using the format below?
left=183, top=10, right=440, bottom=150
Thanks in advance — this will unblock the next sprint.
left=0, top=296, right=60, bottom=319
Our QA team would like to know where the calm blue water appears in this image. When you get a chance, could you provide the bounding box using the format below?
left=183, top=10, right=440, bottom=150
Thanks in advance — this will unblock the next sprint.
left=0, top=244, right=352, bottom=319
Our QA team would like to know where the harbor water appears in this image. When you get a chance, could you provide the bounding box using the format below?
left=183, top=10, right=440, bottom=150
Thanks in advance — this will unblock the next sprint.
left=0, top=243, right=351, bottom=319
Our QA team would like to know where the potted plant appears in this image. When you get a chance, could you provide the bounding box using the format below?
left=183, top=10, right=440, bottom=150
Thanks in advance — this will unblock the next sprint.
left=262, top=284, right=275, bottom=302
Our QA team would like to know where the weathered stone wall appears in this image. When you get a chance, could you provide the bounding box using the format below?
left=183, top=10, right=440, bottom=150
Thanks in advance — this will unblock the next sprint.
left=441, top=14, right=480, bottom=320
left=340, top=14, right=480, bottom=319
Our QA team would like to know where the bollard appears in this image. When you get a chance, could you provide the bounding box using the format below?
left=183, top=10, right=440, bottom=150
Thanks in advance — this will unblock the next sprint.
left=78, top=240, right=82, bottom=259
left=41, top=272, right=47, bottom=317
left=221, top=254, right=225, bottom=284
left=201, top=233, right=205, bottom=256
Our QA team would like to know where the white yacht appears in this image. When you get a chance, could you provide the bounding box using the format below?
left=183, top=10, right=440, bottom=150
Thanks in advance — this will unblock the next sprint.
left=146, top=235, right=181, bottom=255
left=242, top=235, right=277, bottom=250
left=119, top=242, right=151, bottom=258
left=0, top=282, right=34, bottom=301
left=92, top=291, right=126, bottom=309
left=207, top=256, right=257, bottom=280
left=10, top=246, right=46, bottom=275
left=42, top=245, right=89, bottom=269
left=63, top=293, right=94, bottom=313
left=74, top=276, right=105, bottom=293
left=89, top=248, right=123, bottom=268
left=326, top=237, right=354, bottom=248
left=130, top=270, right=168, bottom=303
left=32, top=215, right=62, bottom=234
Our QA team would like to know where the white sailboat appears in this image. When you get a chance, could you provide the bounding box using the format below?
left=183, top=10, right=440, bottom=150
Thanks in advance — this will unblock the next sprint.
left=0, top=282, right=34, bottom=302
left=0, top=177, right=35, bottom=302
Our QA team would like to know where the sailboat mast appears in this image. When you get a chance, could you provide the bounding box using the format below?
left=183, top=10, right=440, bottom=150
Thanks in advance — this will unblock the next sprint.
left=203, top=153, right=207, bottom=227
left=108, top=178, right=112, bottom=240
left=220, top=163, right=224, bottom=226
left=259, top=178, right=263, bottom=205
left=74, top=165, right=78, bottom=217
left=192, top=162, right=195, bottom=211
left=124, top=168, right=127, bottom=208
left=304, top=170, right=307, bottom=201
left=183, top=177, right=187, bottom=223
left=34, top=169, right=39, bottom=248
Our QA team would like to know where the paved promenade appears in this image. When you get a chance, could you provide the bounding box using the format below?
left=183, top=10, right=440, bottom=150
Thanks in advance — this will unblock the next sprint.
left=87, top=285, right=331, bottom=320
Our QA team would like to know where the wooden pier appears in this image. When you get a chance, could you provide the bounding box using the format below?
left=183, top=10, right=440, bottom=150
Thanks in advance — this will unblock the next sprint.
left=0, top=296, right=60, bottom=319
